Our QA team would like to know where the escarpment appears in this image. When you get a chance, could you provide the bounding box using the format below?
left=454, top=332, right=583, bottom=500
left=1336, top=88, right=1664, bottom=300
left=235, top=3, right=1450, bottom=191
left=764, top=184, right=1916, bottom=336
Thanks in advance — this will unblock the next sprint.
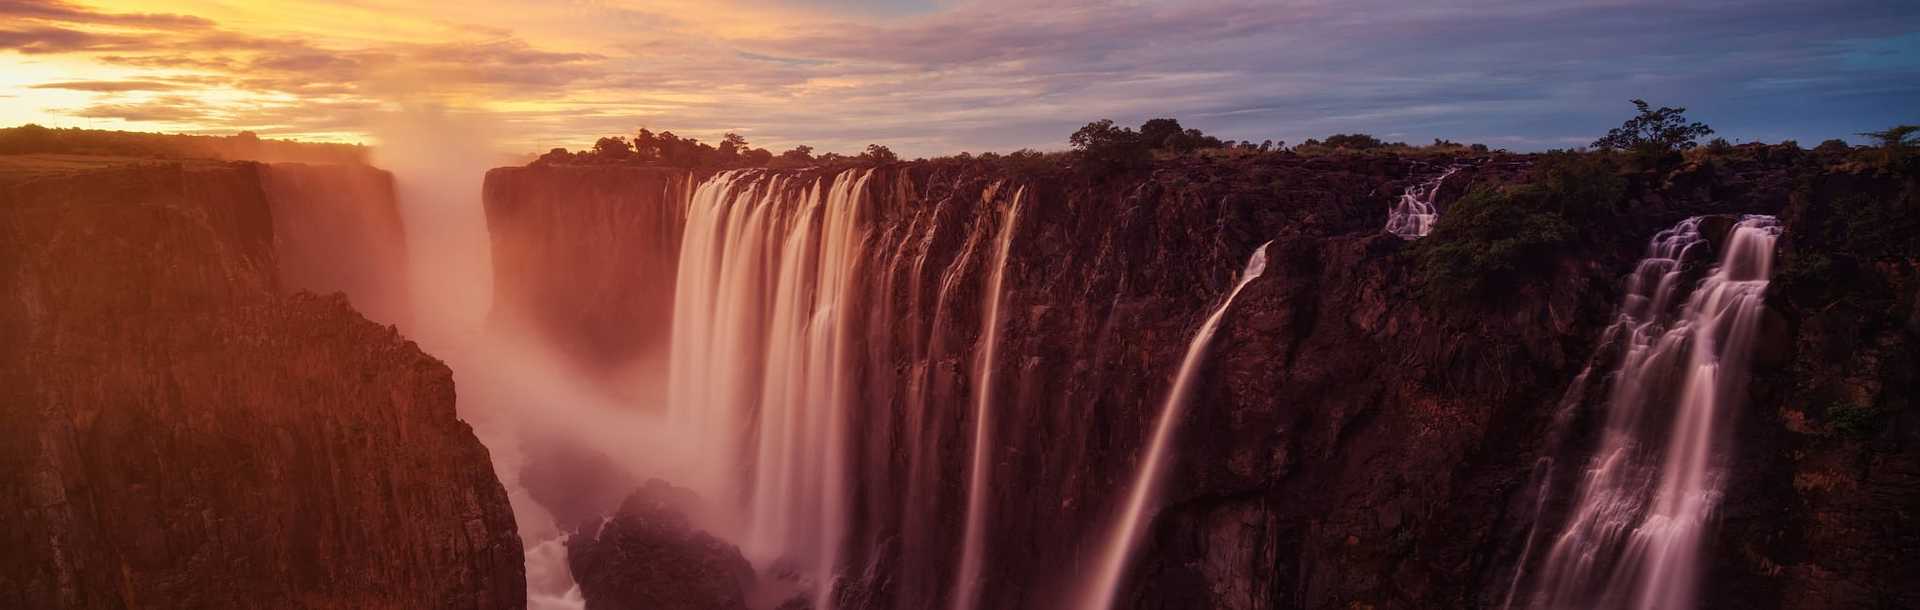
left=487, top=147, right=1915, bottom=610
left=0, top=157, right=524, bottom=609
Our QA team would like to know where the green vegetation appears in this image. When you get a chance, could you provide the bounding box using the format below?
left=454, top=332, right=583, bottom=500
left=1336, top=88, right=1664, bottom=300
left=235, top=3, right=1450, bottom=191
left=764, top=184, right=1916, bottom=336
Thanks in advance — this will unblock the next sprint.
left=1825, top=401, right=1885, bottom=439
left=1410, top=152, right=1626, bottom=301
left=1777, top=188, right=1920, bottom=310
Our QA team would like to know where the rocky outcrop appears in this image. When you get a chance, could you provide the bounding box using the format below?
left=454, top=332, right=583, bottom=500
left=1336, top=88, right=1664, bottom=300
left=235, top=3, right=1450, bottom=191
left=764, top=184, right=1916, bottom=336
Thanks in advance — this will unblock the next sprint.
left=0, top=157, right=523, bottom=609
left=567, top=480, right=755, bottom=610
left=482, top=166, right=698, bottom=371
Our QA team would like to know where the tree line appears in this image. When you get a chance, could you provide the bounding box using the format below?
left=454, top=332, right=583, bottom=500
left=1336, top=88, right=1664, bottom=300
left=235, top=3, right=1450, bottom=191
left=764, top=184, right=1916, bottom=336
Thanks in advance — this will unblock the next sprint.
left=532, top=129, right=897, bottom=168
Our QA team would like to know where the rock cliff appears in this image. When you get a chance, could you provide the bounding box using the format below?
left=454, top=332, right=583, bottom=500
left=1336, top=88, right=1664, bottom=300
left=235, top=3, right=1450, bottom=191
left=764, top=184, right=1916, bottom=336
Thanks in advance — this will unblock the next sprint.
left=0, top=157, right=524, bottom=609
left=482, top=165, right=698, bottom=373
left=487, top=148, right=1914, bottom=610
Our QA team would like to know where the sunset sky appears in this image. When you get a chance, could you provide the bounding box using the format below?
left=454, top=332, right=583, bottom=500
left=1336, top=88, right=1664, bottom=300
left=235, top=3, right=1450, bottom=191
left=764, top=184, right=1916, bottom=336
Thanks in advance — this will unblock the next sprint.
left=2, top=0, right=1916, bottom=157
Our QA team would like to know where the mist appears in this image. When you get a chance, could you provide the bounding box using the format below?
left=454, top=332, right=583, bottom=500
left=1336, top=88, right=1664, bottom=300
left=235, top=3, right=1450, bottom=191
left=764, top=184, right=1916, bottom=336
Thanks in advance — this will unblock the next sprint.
left=368, top=107, right=713, bottom=609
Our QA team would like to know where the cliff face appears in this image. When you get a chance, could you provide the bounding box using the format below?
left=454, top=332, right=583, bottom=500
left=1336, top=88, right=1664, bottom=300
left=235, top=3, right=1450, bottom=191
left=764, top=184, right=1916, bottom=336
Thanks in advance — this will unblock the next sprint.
left=482, top=166, right=697, bottom=372
left=1724, top=168, right=1919, bottom=609
left=261, top=163, right=412, bottom=326
left=488, top=150, right=1915, bottom=610
left=0, top=158, right=523, bottom=609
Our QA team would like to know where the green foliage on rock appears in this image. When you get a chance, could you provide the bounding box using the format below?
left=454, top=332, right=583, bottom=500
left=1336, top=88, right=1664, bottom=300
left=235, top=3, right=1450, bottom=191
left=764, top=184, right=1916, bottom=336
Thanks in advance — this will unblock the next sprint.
left=1411, top=153, right=1626, bottom=300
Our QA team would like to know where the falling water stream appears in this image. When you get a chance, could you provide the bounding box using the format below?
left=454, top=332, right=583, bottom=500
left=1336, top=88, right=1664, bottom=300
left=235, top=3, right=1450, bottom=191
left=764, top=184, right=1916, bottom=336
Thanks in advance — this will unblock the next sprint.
left=1081, top=241, right=1274, bottom=610
left=667, top=169, right=876, bottom=610
left=1517, top=215, right=1781, bottom=610
left=952, top=188, right=1026, bottom=610
left=1384, top=166, right=1460, bottom=239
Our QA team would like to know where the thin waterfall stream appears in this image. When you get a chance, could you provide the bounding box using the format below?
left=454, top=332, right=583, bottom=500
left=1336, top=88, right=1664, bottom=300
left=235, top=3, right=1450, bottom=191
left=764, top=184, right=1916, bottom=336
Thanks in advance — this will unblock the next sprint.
left=953, top=188, right=1026, bottom=610
left=1080, top=241, right=1275, bottom=610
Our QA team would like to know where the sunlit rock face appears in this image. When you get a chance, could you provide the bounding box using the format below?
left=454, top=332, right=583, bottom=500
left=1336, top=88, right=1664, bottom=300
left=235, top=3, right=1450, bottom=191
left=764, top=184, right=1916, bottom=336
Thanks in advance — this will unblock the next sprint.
left=482, top=165, right=699, bottom=373
left=0, top=158, right=523, bottom=610
left=262, top=162, right=413, bottom=327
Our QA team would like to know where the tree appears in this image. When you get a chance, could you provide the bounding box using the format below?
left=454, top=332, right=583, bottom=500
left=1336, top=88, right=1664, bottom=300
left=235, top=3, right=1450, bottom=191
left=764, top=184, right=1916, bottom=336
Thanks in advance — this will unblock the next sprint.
left=591, top=136, right=633, bottom=161
left=633, top=128, right=661, bottom=161
left=1591, top=99, right=1714, bottom=152
left=1069, top=119, right=1152, bottom=175
left=1859, top=125, right=1919, bottom=165
left=718, top=132, right=748, bottom=161
left=1860, top=125, right=1918, bottom=148
left=534, top=147, right=575, bottom=165
left=741, top=147, right=773, bottom=166
left=862, top=144, right=899, bottom=163
left=1323, top=133, right=1386, bottom=150
left=779, top=145, right=815, bottom=163
left=1139, top=118, right=1184, bottom=149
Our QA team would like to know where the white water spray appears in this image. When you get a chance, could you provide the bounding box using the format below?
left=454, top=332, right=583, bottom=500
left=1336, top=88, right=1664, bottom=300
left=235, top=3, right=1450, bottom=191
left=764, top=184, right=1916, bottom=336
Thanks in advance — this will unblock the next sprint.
left=1384, top=167, right=1460, bottom=239
left=1080, top=241, right=1274, bottom=610
left=952, top=188, right=1026, bottom=610
left=1521, top=215, right=1780, bottom=610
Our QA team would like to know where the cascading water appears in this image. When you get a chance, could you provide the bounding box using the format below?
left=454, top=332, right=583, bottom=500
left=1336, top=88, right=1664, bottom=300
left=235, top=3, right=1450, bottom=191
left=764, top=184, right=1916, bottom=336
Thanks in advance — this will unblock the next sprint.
left=666, top=169, right=876, bottom=609
left=1080, top=241, right=1274, bottom=610
left=1516, top=215, right=1781, bottom=610
left=1384, top=166, right=1460, bottom=239
left=952, top=188, right=1026, bottom=610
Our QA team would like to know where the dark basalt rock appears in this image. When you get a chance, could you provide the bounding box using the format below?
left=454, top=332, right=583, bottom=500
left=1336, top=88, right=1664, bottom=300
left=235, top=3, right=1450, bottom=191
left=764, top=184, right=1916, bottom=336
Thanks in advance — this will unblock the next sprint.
left=568, top=479, right=756, bottom=610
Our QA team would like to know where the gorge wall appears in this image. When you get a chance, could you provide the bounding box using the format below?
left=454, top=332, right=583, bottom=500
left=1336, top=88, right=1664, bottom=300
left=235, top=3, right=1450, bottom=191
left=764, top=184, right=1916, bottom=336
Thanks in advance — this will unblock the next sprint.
left=484, top=148, right=1916, bottom=610
left=0, top=157, right=523, bottom=609
left=482, top=165, right=698, bottom=374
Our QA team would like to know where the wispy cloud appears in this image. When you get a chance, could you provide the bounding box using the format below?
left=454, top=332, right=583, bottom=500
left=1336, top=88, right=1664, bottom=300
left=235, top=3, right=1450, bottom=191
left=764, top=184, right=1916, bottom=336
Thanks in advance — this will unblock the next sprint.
left=0, top=0, right=1914, bottom=155
left=32, top=79, right=179, bottom=91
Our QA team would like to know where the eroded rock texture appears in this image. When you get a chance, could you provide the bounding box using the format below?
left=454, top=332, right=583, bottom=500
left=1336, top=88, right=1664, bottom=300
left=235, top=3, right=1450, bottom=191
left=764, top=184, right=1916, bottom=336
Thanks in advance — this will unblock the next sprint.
left=0, top=158, right=524, bottom=609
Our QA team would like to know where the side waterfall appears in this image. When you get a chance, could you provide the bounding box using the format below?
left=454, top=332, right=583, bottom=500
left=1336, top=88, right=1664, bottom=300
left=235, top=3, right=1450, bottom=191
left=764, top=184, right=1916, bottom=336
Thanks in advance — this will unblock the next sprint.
left=666, top=169, right=876, bottom=609
left=1080, top=241, right=1274, bottom=610
left=1519, top=215, right=1781, bottom=610
left=1384, top=166, right=1460, bottom=239
left=952, top=188, right=1026, bottom=610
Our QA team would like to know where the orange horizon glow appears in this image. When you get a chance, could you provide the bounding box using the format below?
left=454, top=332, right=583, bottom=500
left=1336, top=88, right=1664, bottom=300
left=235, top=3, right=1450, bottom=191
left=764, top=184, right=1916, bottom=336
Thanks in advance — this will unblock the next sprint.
left=3, top=0, right=1916, bottom=156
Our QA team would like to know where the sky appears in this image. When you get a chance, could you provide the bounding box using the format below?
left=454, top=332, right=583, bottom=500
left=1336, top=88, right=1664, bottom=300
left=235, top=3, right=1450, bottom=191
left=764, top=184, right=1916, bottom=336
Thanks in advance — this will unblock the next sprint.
left=1, top=0, right=1916, bottom=157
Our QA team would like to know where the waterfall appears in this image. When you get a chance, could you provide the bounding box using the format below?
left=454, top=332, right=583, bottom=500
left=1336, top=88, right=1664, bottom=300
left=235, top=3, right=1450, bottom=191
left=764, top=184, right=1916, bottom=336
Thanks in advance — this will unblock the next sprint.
left=952, top=188, right=1026, bottom=610
left=1080, top=241, right=1274, bottom=610
left=1518, top=215, right=1781, bottom=610
left=666, top=169, right=876, bottom=609
left=1384, top=167, right=1460, bottom=239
